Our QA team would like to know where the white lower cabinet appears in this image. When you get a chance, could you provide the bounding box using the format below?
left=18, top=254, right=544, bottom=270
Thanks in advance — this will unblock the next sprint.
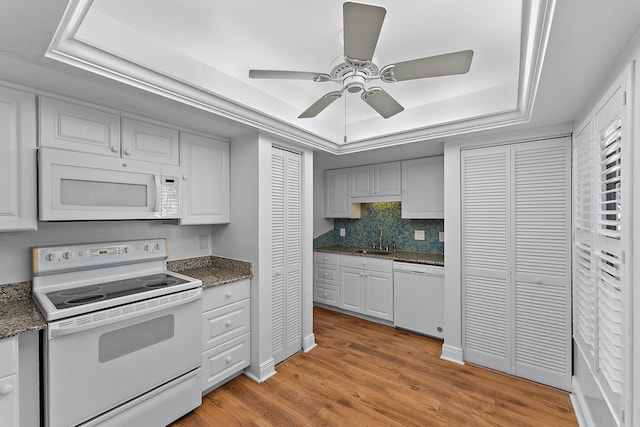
left=201, top=279, right=250, bottom=393
left=314, top=253, right=393, bottom=322
left=0, top=337, right=18, bottom=427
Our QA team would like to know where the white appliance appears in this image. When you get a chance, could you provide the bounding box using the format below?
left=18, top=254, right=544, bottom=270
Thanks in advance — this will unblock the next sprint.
left=393, top=262, right=444, bottom=338
left=38, top=148, right=181, bottom=221
left=32, top=238, right=202, bottom=427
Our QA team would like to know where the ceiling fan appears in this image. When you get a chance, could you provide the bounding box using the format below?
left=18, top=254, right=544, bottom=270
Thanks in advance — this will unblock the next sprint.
left=249, top=2, right=473, bottom=119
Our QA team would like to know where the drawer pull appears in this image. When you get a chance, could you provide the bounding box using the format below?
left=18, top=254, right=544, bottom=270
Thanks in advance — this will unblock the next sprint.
left=323, top=293, right=328, bottom=298
left=225, top=320, right=232, bottom=327
left=323, top=273, right=328, bottom=278
left=225, top=291, right=232, bottom=298
left=225, top=356, right=233, bottom=364
left=323, top=256, right=328, bottom=261
left=0, top=384, right=14, bottom=395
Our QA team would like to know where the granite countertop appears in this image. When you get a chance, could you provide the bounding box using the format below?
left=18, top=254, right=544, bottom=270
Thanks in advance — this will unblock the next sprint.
left=168, top=255, right=253, bottom=288
left=0, top=282, right=46, bottom=340
left=315, top=246, right=444, bottom=266
left=0, top=255, right=252, bottom=341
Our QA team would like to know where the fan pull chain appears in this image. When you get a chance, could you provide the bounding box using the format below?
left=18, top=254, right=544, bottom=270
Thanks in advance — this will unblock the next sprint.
left=344, top=94, right=347, bottom=143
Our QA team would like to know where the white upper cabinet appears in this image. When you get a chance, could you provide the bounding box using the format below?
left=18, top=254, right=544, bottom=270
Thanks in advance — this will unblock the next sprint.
left=350, top=165, right=374, bottom=197
left=401, top=156, right=444, bottom=219
left=121, top=117, right=179, bottom=165
left=325, top=168, right=361, bottom=218
left=374, top=161, right=401, bottom=196
left=351, top=162, right=401, bottom=199
left=0, top=86, right=37, bottom=231
left=39, top=96, right=121, bottom=157
left=180, top=131, right=229, bottom=224
left=40, top=97, right=180, bottom=165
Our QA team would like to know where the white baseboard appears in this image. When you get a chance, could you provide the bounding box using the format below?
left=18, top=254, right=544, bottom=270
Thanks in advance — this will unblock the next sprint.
left=570, top=377, right=594, bottom=427
left=244, top=357, right=276, bottom=384
left=440, top=343, right=465, bottom=365
left=303, top=333, right=317, bottom=353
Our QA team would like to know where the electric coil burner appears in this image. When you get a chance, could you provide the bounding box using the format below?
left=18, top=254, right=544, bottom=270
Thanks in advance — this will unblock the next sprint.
left=32, top=238, right=203, bottom=427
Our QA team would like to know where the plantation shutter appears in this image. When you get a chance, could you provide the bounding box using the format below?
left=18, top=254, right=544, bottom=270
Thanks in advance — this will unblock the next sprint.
left=271, top=148, right=286, bottom=362
left=573, top=121, right=597, bottom=364
left=462, top=145, right=511, bottom=372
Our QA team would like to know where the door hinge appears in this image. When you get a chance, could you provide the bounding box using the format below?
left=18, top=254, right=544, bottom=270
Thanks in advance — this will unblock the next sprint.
left=623, top=91, right=627, bottom=106
left=621, top=250, right=625, bottom=265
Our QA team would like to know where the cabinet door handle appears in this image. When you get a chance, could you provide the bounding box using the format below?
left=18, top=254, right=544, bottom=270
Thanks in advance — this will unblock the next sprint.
left=124, top=149, right=132, bottom=156
left=110, top=146, right=119, bottom=153
left=0, top=384, right=14, bottom=395
left=182, top=175, right=188, bottom=180
left=225, top=291, right=232, bottom=298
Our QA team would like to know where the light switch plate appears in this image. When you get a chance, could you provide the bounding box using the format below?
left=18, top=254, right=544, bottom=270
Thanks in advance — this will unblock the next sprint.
left=414, top=230, right=425, bottom=240
left=199, top=235, right=209, bottom=249
left=340, top=228, right=346, bottom=237
left=439, top=232, right=445, bottom=242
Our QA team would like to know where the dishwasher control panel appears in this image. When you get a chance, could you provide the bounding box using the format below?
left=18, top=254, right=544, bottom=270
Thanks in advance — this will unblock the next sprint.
left=392, top=262, right=444, bottom=276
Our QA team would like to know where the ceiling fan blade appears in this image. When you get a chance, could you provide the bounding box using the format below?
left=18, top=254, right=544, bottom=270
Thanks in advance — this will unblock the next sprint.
left=298, top=91, right=343, bottom=118
left=343, top=2, right=386, bottom=62
left=380, top=50, right=474, bottom=82
left=361, top=87, right=404, bottom=118
left=249, top=70, right=331, bottom=82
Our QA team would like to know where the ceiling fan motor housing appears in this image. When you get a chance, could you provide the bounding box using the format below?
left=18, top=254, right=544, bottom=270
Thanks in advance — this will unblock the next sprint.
left=344, top=74, right=366, bottom=93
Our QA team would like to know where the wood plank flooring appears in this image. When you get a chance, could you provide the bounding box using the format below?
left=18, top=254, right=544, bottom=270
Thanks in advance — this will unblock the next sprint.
left=172, top=307, right=577, bottom=426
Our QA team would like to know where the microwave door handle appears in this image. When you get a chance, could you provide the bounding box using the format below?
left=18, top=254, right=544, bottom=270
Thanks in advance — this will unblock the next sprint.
left=48, top=288, right=202, bottom=338
left=153, top=175, right=161, bottom=213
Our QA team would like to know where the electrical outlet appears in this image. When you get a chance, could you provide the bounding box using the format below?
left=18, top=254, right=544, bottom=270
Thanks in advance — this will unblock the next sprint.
left=439, top=232, right=445, bottom=242
left=199, top=235, right=209, bottom=249
left=340, top=228, right=346, bottom=237
left=414, top=230, right=425, bottom=240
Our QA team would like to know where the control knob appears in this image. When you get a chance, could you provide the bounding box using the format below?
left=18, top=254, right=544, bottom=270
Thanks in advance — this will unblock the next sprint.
left=62, top=251, right=74, bottom=260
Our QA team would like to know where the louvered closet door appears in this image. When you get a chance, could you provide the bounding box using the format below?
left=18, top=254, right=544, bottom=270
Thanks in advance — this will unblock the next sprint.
left=462, top=145, right=511, bottom=372
left=271, top=147, right=302, bottom=365
left=512, top=138, right=571, bottom=390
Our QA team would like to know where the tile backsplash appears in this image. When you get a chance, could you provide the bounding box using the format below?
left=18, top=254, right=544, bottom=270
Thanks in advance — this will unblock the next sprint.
left=314, top=202, right=444, bottom=254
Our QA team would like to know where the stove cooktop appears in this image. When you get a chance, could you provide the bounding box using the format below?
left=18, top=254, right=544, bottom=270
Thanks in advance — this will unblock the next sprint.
left=45, top=273, right=191, bottom=310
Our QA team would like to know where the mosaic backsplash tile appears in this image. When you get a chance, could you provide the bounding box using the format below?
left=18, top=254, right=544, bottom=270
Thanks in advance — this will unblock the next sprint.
left=314, top=202, right=444, bottom=254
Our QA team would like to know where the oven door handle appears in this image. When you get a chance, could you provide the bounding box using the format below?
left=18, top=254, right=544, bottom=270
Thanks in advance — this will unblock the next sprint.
left=49, top=288, right=202, bottom=339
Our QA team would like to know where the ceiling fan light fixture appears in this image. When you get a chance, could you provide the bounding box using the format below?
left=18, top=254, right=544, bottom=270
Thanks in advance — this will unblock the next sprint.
left=344, top=74, right=366, bottom=93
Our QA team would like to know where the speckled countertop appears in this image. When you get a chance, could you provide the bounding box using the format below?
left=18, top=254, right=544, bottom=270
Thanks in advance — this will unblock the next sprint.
left=315, top=246, right=444, bottom=266
left=168, top=255, right=253, bottom=288
left=0, top=282, right=46, bottom=340
left=0, top=255, right=251, bottom=341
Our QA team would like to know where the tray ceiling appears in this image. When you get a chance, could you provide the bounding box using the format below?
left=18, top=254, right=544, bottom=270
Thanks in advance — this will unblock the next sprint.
left=46, top=0, right=554, bottom=153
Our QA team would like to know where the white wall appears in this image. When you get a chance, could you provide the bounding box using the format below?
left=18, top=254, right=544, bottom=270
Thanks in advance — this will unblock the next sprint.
left=0, top=220, right=212, bottom=283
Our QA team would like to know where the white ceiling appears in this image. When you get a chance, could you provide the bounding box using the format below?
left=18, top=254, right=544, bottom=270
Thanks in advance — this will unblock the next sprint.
left=1, top=1, right=639, bottom=155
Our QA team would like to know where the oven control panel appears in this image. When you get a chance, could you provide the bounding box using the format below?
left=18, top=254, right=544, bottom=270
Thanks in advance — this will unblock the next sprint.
left=32, top=238, right=169, bottom=275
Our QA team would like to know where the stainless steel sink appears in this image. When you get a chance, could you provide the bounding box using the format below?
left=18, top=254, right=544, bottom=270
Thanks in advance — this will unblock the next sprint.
left=355, top=249, right=392, bottom=256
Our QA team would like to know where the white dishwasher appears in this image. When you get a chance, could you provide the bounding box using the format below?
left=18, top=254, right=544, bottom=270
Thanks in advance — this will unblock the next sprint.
left=393, top=262, right=444, bottom=339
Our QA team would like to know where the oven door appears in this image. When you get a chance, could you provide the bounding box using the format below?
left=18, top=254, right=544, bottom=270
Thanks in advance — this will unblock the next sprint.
left=39, top=148, right=180, bottom=221
left=44, top=288, right=202, bottom=427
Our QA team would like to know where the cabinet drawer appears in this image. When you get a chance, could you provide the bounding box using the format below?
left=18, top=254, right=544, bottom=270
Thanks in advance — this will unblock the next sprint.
left=314, top=264, right=339, bottom=285
left=0, top=337, right=17, bottom=378
left=314, top=284, right=339, bottom=306
left=202, top=333, right=250, bottom=392
left=202, top=279, right=250, bottom=312
left=314, top=252, right=340, bottom=266
left=202, top=299, right=250, bottom=351
left=341, top=254, right=392, bottom=273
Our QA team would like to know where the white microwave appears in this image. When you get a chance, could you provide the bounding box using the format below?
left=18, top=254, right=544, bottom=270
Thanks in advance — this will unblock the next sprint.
left=39, top=148, right=181, bottom=221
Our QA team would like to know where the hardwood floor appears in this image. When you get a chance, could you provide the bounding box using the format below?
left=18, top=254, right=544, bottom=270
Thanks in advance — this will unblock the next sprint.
left=173, top=307, right=577, bottom=426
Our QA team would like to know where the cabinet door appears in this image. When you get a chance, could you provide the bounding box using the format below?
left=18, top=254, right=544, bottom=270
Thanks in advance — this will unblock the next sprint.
left=325, top=169, right=360, bottom=218
left=0, top=87, right=37, bottom=231
left=340, top=267, right=364, bottom=313
left=374, top=162, right=401, bottom=196
left=122, top=118, right=179, bottom=165
left=350, top=165, right=374, bottom=197
left=180, top=132, right=230, bottom=224
left=401, top=156, right=444, bottom=219
left=39, top=96, right=121, bottom=156
left=364, top=271, right=393, bottom=321
left=0, top=374, right=18, bottom=427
